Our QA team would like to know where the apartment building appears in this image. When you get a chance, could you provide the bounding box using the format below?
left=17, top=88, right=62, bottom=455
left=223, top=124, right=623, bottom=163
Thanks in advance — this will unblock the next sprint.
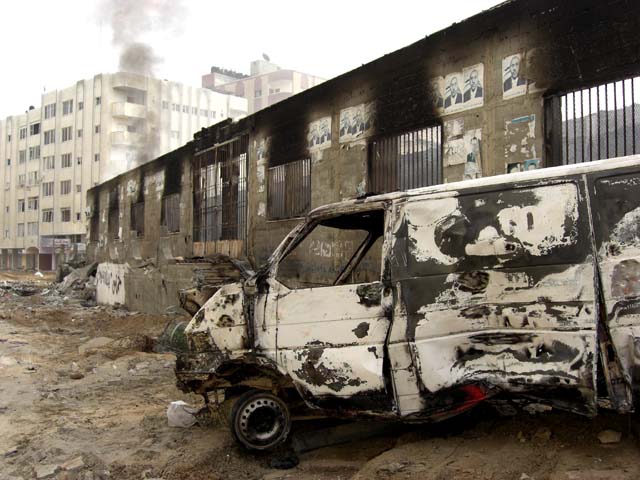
left=202, top=59, right=325, bottom=114
left=0, top=72, right=247, bottom=271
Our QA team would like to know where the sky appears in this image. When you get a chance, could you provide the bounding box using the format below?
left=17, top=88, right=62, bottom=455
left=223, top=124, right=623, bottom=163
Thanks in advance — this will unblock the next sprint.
left=0, top=0, right=503, bottom=119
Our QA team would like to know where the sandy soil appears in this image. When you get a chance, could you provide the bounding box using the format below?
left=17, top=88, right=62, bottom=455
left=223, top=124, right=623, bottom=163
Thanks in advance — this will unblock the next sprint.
left=1, top=274, right=639, bottom=479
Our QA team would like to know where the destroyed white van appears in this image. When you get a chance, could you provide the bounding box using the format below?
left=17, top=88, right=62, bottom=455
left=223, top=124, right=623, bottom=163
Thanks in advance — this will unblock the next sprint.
left=176, top=156, right=640, bottom=450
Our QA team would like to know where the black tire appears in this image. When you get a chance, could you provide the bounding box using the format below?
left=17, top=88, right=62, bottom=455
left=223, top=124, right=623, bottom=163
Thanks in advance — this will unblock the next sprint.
left=230, top=389, right=292, bottom=451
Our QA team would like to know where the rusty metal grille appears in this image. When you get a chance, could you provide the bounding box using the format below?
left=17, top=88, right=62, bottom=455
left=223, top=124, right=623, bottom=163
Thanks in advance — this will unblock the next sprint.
left=267, top=158, right=311, bottom=220
left=368, top=125, right=442, bottom=194
left=130, top=202, right=145, bottom=237
left=161, top=193, right=181, bottom=233
left=193, top=135, right=248, bottom=243
left=560, top=77, right=640, bottom=164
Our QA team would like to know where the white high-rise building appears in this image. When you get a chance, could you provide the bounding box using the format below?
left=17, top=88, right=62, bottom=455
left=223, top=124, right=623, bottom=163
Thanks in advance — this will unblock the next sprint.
left=0, top=72, right=247, bottom=271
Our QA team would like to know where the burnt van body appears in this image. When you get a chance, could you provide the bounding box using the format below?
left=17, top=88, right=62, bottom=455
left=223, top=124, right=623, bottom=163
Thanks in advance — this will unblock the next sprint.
left=176, top=156, right=640, bottom=450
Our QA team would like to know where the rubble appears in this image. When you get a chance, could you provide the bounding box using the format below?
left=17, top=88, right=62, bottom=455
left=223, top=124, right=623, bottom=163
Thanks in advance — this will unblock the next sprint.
left=597, top=430, right=622, bottom=444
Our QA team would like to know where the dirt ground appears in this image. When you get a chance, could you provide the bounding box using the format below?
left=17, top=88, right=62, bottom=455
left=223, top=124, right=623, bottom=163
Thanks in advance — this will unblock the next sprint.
left=1, top=272, right=639, bottom=480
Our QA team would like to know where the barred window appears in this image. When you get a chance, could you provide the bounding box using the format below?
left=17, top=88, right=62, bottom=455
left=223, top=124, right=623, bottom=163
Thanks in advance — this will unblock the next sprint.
left=368, top=125, right=442, bottom=194
left=161, top=193, right=180, bottom=233
left=42, top=209, right=54, bottom=223
left=130, top=202, right=145, bottom=237
left=60, top=180, right=71, bottom=195
left=267, top=158, right=311, bottom=220
left=60, top=208, right=71, bottom=222
left=548, top=76, right=640, bottom=165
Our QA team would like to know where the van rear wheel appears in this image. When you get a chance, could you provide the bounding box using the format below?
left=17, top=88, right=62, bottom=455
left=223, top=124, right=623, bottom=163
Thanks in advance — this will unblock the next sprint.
left=230, top=389, right=292, bottom=451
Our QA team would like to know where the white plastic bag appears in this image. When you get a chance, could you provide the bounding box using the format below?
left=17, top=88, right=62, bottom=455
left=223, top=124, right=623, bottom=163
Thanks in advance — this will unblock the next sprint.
left=167, top=400, right=198, bottom=428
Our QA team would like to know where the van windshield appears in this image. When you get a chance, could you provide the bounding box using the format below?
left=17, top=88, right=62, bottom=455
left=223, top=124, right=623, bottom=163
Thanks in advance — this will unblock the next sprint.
left=276, top=210, right=384, bottom=289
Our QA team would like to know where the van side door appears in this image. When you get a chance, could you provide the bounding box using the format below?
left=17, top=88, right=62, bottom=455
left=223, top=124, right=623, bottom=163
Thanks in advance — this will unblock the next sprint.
left=268, top=208, right=394, bottom=412
left=387, top=180, right=598, bottom=417
left=588, top=167, right=640, bottom=410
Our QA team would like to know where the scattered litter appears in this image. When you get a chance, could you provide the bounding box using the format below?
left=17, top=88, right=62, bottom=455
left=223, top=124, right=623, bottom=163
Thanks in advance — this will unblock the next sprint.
left=167, top=400, right=198, bottom=428
left=35, top=271, right=44, bottom=278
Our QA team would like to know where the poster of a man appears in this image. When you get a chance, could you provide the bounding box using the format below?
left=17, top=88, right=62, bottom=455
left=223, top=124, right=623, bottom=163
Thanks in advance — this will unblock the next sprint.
left=308, top=117, right=332, bottom=150
left=430, top=77, right=444, bottom=111
left=503, top=53, right=527, bottom=98
left=463, top=132, right=482, bottom=180
left=339, top=103, right=375, bottom=143
left=463, top=64, right=484, bottom=108
left=444, top=73, right=463, bottom=112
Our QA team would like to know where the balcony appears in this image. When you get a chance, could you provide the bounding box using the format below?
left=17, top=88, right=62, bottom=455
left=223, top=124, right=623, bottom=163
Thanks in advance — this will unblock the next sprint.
left=111, top=131, right=143, bottom=146
left=111, top=72, right=148, bottom=91
left=111, top=102, right=146, bottom=119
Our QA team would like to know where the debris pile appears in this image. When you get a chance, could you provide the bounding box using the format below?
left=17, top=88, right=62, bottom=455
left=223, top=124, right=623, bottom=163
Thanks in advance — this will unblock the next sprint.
left=57, top=262, right=98, bottom=299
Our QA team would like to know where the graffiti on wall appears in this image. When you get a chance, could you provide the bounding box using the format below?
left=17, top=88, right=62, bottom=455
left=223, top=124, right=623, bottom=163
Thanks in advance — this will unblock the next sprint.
left=505, top=114, right=538, bottom=172
left=96, top=263, right=129, bottom=306
left=308, top=117, right=332, bottom=151
left=339, top=103, right=375, bottom=143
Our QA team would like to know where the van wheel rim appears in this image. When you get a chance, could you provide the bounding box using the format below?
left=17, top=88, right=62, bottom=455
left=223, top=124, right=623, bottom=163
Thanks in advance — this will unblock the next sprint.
left=238, top=398, right=285, bottom=444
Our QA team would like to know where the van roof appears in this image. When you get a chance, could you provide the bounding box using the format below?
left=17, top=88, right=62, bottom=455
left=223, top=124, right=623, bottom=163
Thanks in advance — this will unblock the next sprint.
left=308, top=154, right=640, bottom=218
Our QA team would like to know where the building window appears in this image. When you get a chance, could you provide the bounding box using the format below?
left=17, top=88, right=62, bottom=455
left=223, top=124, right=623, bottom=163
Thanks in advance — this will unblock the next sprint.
left=29, top=123, right=40, bottom=135
left=95, top=96, right=101, bottom=105
left=162, top=101, right=169, bottom=110
left=108, top=187, right=119, bottom=239
left=42, top=209, right=54, bottom=223
left=18, top=174, right=26, bottom=187
left=547, top=76, right=640, bottom=165
left=17, top=199, right=25, bottom=212
left=94, top=125, right=100, bottom=134
left=368, top=125, right=443, bottom=194
left=78, top=101, right=84, bottom=111
left=19, top=127, right=27, bottom=139
left=61, top=153, right=72, bottom=168
left=199, top=109, right=207, bottom=117
left=130, top=202, right=145, bottom=237
left=161, top=193, right=180, bottom=233
left=60, top=180, right=71, bottom=195
left=172, top=103, right=179, bottom=112
left=62, top=99, right=73, bottom=115
left=191, top=106, right=197, bottom=115
left=42, top=181, right=54, bottom=196
left=94, top=153, right=100, bottom=162
left=76, top=212, right=81, bottom=221
left=6, top=134, right=11, bottom=142
left=60, top=208, right=71, bottom=222
left=27, top=171, right=39, bottom=186
left=43, top=156, right=55, bottom=170
left=44, top=129, right=55, bottom=145
left=17, top=223, right=24, bottom=237
left=19, top=150, right=26, bottom=164
left=27, top=222, right=38, bottom=236
left=182, top=105, right=189, bottom=113
left=29, top=146, right=40, bottom=161
left=77, top=129, right=83, bottom=138
left=61, top=126, right=73, bottom=142
left=44, top=103, right=56, bottom=119
left=6, top=158, right=10, bottom=166
left=267, top=158, right=311, bottom=220
left=255, top=89, right=262, bottom=98
left=28, top=197, right=39, bottom=211
left=77, top=156, right=82, bottom=165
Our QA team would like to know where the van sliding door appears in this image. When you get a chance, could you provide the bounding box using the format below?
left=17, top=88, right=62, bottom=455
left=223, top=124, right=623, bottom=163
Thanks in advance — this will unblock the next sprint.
left=388, top=180, right=598, bottom=417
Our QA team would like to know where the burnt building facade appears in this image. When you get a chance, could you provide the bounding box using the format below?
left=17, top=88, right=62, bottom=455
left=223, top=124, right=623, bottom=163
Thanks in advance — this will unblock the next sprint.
left=87, top=0, right=640, bottom=312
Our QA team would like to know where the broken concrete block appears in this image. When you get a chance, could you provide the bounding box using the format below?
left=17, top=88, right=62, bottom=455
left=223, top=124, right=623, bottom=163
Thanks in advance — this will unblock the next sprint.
left=35, top=464, right=60, bottom=479
left=78, top=337, right=114, bottom=354
left=597, top=429, right=622, bottom=444
left=62, top=456, right=84, bottom=471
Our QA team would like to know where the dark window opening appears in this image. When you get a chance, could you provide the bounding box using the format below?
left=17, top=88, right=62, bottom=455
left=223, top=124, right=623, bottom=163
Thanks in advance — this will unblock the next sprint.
left=547, top=76, right=640, bottom=166
left=161, top=193, right=180, bottom=233
left=108, top=187, right=119, bottom=239
left=267, top=158, right=311, bottom=220
left=276, top=209, right=384, bottom=289
left=193, top=135, right=248, bottom=244
left=368, top=125, right=442, bottom=194
left=90, top=200, right=100, bottom=242
left=130, top=202, right=145, bottom=237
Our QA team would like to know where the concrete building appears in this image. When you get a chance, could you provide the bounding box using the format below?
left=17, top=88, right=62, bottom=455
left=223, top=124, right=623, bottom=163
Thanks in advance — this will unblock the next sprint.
left=87, top=0, right=640, bottom=313
left=0, top=72, right=247, bottom=271
left=202, top=59, right=325, bottom=114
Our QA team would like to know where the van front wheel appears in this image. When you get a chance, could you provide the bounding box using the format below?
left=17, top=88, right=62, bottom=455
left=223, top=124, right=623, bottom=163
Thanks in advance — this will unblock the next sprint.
left=230, top=389, right=292, bottom=451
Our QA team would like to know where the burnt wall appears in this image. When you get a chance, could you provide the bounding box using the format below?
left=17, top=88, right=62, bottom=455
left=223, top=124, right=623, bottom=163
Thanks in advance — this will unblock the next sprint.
left=218, top=0, right=640, bottom=268
left=86, top=143, right=194, bottom=265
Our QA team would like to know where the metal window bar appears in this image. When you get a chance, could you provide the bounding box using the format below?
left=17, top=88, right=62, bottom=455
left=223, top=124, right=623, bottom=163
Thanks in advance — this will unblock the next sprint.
left=368, top=125, right=442, bottom=194
left=130, top=202, right=145, bottom=237
left=161, top=193, right=181, bottom=233
left=560, top=76, right=640, bottom=165
left=267, top=158, right=311, bottom=220
left=192, top=135, right=249, bottom=243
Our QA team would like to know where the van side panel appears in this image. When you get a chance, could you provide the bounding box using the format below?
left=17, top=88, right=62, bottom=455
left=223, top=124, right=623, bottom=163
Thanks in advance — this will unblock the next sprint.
left=590, top=170, right=640, bottom=401
left=388, top=180, right=598, bottom=416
